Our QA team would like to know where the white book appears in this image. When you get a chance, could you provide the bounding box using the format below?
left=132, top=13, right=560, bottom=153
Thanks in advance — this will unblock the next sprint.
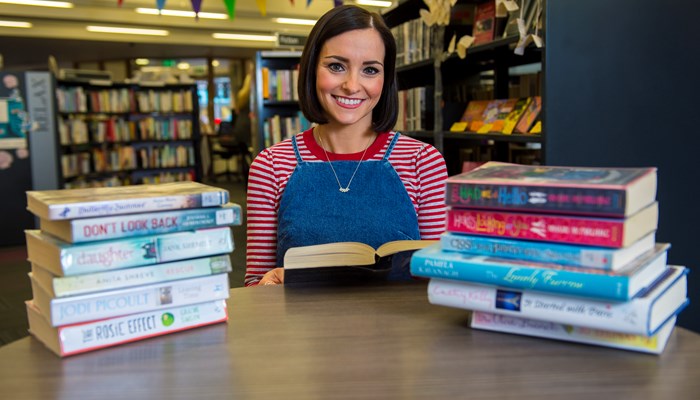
left=31, top=273, right=229, bottom=327
left=428, top=265, right=688, bottom=336
left=27, top=299, right=227, bottom=357
left=31, top=254, right=232, bottom=298
left=470, top=311, right=677, bottom=355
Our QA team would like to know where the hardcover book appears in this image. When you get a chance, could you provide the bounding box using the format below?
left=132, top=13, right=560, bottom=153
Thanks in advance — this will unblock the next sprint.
left=470, top=311, right=677, bottom=355
left=458, top=100, right=491, bottom=132
left=514, top=96, right=541, bottom=133
left=31, top=254, right=232, bottom=298
left=501, top=97, right=531, bottom=134
left=40, top=202, right=242, bottom=243
left=26, top=299, right=228, bottom=357
left=446, top=202, right=658, bottom=248
left=475, top=99, right=506, bottom=133
left=446, top=161, right=657, bottom=217
left=472, top=1, right=497, bottom=45
left=284, top=240, right=436, bottom=285
left=410, top=243, right=670, bottom=301
left=428, top=265, right=688, bottom=336
left=484, top=98, right=519, bottom=133
left=439, top=231, right=656, bottom=270
left=26, top=181, right=230, bottom=220
left=31, top=272, right=230, bottom=327
left=25, top=226, right=234, bottom=276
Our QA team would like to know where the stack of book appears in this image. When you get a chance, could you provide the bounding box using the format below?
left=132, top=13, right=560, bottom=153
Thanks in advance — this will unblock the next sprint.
left=410, top=162, right=689, bottom=354
left=23, top=182, right=242, bottom=357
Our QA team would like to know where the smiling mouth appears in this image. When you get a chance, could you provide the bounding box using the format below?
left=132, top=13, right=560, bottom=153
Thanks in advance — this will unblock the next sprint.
left=333, top=96, right=363, bottom=106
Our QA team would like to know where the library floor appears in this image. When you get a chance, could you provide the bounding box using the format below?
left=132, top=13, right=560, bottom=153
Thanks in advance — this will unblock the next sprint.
left=0, top=179, right=248, bottom=347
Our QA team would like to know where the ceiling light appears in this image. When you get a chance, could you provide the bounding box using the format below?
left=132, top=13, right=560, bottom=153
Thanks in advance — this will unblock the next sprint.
left=273, top=17, right=317, bottom=26
left=135, top=8, right=227, bottom=20
left=177, top=62, right=190, bottom=70
left=355, top=0, right=393, bottom=7
left=212, top=33, right=277, bottom=42
left=212, top=60, right=220, bottom=67
left=0, top=20, right=32, bottom=28
left=0, top=0, right=73, bottom=8
left=87, top=26, right=169, bottom=36
left=135, top=58, right=150, bottom=66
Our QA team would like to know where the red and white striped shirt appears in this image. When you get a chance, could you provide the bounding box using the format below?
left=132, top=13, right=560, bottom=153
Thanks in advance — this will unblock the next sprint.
left=244, top=129, right=447, bottom=286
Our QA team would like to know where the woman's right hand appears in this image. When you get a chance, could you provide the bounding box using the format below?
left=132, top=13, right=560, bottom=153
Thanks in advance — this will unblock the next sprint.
left=259, top=268, right=284, bottom=286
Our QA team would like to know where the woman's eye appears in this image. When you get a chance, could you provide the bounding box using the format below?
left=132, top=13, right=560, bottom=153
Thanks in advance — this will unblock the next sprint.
left=328, top=63, right=345, bottom=72
left=364, top=66, right=380, bottom=75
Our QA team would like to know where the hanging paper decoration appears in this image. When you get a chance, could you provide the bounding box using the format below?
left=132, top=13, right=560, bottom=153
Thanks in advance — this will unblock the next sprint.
left=223, top=0, right=236, bottom=20
left=191, top=0, right=202, bottom=19
left=256, top=0, right=266, bottom=16
left=156, top=0, right=166, bottom=14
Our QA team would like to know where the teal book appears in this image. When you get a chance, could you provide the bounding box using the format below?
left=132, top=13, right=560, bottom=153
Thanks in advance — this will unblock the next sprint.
left=25, top=226, right=234, bottom=276
left=410, top=243, right=670, bottom=301
left=26, top=181, right=230, bottom=220
left=40, top=203, right=242, bottom=243
left=439, top=232, right=656, bottom=270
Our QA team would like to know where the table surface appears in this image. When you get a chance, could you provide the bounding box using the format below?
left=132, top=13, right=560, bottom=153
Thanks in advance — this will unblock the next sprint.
left=1, top=282, right=699, bottom=400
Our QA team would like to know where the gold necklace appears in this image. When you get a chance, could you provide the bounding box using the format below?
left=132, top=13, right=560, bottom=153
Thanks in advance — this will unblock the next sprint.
left=316, top=131, right=373, bottom=193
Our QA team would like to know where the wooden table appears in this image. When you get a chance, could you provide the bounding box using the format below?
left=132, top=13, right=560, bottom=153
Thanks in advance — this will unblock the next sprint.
left=1, top=282, right=699, bottom=399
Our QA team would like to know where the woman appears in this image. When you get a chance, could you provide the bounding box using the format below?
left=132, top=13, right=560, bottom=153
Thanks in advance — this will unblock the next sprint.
left=245, top=5, right=447, bottom=286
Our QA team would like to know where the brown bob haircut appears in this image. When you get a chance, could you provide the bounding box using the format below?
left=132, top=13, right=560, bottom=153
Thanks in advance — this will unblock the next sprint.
left=298, top=5, right=398, bottom=132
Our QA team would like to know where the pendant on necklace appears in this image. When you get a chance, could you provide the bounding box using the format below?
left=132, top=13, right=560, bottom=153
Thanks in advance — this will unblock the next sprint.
left=339, top=188, right=350, bottom=193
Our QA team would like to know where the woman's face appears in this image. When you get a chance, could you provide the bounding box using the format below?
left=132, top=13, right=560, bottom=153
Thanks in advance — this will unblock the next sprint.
left=315, top=28, right=385, bottom=130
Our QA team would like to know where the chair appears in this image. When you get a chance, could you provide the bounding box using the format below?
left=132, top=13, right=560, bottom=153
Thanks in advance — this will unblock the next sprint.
left=210, top=117, right=252, bottom=185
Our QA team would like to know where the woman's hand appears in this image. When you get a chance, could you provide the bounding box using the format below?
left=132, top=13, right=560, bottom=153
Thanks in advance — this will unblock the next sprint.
left=259, top=268, right=284, bottom=285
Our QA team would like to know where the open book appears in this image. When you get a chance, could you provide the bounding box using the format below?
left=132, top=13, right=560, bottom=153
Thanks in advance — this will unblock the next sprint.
left=283, top=240, right=437, bottom=285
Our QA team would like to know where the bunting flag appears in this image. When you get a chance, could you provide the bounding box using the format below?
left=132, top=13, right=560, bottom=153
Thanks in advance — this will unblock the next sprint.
left=191, top=0, right=202, bottom=19
left=223, top=0, right=236, bottom=20
left=256, top=0, right=266, bottom=16
left=156, top=0, right=166, bottom=14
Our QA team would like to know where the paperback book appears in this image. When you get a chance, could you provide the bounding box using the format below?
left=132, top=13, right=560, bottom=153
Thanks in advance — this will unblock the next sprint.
left=445, top=161, right=657, bottom=217
left=31, top=272, right=230, bottom=326
left=25, top=226, right=234, bottom=276
left=428, top=265, right=688, bottom=335
left=40, top=202, right=242, bottom=243
left=446, top=202, right=658, bottom=248
left=284, top=240, right=436, bottom=285
left=31, top=254, right=232, bottom=298
left=26, top=181, right=230, bottom=220
left=26, top=299, right=228, bottom=357
left=470, top=311, right=677, bottom=355
left=410, top=243, right=670, bottom=301
left=439, top=231, right=656, bottom=270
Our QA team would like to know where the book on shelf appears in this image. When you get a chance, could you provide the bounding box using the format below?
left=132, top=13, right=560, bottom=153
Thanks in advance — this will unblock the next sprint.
left=284, top=240, right=436, bottom=285
left=470, top=311, right=677, bottom=355
left=445, top=161, right=658, bottom=218
left=39, top=202, right=242, bottom=243
left=26, top=181, right=230, bottom=221
left=501, top=97, right=532, bottom=134
left=514, top=96, right=541, bottom=133
left=26, top=299, right=228, bottom=357
left=428, top=265, right=688, bottom=336
left=31, top=254, right=232, bottom=298
left=410, top=243, right=670, bottom=301
left=472, top=0, right=497, bottom=45
left=475, top=99, right=506, bottom=133
left=30, top=272, right=230, bottom=327
left=456, top=100, right=492, bottom=132
left=439, top=231, right=656, bottom=270
left=25, top=226, right=234, bottom=277
left=446, top=202, right=658, bottom=248
left=482, top=98, right=518, bottom=133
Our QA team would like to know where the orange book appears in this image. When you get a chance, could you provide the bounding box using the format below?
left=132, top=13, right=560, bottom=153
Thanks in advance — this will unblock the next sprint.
left=515, top=96, right=542, bottom=134
left=261, top=67, right=270, bottom=99
left=489, top=98, right=519, bottom=133
left=476, top=99, right=506, bottom=133
left=459, top=100, right=491, bottom=132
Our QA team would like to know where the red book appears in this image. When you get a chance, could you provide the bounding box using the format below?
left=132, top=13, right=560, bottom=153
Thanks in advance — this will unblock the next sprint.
left=446, top=202, right=658, bottom=248
left=472, top=1, right=496, bottom=45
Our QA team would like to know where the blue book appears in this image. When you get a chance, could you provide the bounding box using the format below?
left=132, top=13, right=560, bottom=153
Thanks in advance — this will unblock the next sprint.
left=439, top=232, right=656, bottom=270
left=410, top=243, right=670, bottom=301
left=40, top=203, right=242, bottom=243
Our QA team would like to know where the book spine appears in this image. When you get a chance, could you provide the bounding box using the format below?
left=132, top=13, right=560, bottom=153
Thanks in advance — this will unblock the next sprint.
left=61, top=204, right=242, bottom=243
left=47, top=191, right=229, bottom=220
left=410, top=248, right=631, bottom=301
left=61, top=227, right=233, bottom=276
left=440, top=232, right=617, bottom=269
left=52, top=255, right=232, bottom=297
left=446, top=208, right=625, bottom=247
left=429, top=278, right=655, bottom=334
left=445, top=182, right=626, bottom=216
left=57, top=300, right=228, bottom=356
left=470, top=311, right=672, bottom=354
left=49, top=273, right=229, bottom=326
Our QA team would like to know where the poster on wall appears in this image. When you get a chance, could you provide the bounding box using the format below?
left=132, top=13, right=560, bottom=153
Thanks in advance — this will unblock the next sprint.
left=0, top=72, right=33, bottom=170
